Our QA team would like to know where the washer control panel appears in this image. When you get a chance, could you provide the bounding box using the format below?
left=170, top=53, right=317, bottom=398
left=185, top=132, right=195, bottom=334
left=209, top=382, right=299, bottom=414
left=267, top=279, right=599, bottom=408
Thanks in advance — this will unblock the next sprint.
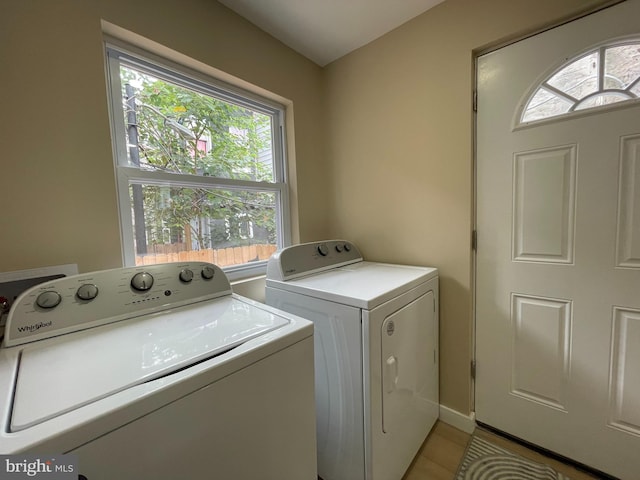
left=266, top=240, right=363, bottom=281
left=4, top=262, right=231, bottom=347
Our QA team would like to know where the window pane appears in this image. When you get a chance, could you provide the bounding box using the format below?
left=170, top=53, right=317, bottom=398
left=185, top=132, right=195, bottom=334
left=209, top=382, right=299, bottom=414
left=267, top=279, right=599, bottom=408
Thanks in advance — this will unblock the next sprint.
left=522, top=87, right=573, bottom=122
left=120, top=66, right=275, bottom=183
left=547, top=52, right=599, bottom=99
left=130, top=184, right=277, bottom=267
left=604, top=44, right=640, bottom=90
left=574, top=92, right=631, bottom=110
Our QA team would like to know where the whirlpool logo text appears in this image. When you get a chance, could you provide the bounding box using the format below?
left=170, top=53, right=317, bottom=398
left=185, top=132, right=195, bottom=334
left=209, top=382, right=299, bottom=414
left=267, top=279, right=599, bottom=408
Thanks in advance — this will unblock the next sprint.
left=16, top=322, right=52, bottom=334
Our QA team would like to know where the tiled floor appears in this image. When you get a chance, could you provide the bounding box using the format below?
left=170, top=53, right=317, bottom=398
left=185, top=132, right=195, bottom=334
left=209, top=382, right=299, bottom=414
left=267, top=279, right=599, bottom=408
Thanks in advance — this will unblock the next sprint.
left=403, top=421, right=602, bottom=480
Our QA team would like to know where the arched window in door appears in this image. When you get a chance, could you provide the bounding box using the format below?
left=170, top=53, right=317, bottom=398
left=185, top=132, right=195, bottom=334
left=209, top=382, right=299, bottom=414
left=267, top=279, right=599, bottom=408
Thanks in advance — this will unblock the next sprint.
left=520, top=41, right=640, bottom=124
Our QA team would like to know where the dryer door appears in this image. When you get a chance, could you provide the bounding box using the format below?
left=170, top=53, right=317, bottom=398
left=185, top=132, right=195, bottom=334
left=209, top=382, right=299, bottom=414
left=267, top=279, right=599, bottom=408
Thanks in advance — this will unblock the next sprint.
left=363, top=283, right=438, bottom=480
left=381, top=290, right=437, bottom=434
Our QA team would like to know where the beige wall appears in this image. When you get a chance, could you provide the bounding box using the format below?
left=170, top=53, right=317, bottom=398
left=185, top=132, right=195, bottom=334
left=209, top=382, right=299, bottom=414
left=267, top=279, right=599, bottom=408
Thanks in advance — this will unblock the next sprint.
left=323, top=0, right=613, bottom=414
left=0, top=0, right=326, bottom=274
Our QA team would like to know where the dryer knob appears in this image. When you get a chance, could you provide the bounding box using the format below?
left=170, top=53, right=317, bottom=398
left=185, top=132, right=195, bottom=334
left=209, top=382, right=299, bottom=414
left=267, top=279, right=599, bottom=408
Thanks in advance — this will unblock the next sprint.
left=201, top=266, right=215, bottom=280
left=131, top=272, right=154, bottom=291
left=317, top=244, right=329, bottom=256
left=343, top=243, right=351, bottom=252
left=335, top=244, right=344, bottom=253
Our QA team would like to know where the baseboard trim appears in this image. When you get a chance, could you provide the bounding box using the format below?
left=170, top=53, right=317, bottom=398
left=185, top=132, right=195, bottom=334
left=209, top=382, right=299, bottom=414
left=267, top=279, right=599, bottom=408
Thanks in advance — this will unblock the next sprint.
left=439, top=405, right=476, bottom=434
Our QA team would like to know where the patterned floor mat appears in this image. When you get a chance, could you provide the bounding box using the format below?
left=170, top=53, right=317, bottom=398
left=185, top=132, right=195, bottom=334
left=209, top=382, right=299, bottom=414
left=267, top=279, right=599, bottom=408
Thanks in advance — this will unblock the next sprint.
left=455, top=435, right=571, bottom=480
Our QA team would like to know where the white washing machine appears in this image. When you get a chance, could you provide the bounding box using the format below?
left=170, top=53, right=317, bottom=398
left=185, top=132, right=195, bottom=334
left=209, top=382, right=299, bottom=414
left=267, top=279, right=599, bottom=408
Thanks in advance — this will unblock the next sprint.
left=265, top=240, right=439, bottom=480
left=0, top=262, right=316, bottom=479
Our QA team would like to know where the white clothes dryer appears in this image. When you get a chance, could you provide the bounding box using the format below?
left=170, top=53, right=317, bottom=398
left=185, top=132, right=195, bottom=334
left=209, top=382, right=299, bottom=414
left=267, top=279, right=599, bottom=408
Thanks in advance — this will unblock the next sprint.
left=0, top=262, right=316, bottom=480
left=266, top=240, right=439, bottom=480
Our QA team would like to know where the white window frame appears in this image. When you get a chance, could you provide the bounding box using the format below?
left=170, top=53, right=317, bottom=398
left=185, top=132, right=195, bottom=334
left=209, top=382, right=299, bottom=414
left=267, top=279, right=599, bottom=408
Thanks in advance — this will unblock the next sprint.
left=104, top=40, right=290, bottom=280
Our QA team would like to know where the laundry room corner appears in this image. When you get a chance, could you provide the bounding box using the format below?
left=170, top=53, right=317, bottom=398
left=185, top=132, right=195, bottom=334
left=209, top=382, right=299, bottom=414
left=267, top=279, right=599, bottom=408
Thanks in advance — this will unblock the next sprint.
left=321, top=0, right=615, bottom=421
left=231, top=276, right=267, bottom=303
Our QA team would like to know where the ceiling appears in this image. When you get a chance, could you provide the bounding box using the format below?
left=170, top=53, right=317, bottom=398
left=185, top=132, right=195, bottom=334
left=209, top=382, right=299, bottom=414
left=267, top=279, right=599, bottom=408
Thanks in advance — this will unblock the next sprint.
left=218, top=0, right=446, bottom=66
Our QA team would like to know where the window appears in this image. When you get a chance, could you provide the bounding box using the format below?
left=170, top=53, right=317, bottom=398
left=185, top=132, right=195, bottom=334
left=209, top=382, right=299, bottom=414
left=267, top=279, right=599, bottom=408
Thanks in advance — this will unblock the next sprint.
left=520, top=41, right=640, bottom=124
left=105, top=43, right=289, bottom=279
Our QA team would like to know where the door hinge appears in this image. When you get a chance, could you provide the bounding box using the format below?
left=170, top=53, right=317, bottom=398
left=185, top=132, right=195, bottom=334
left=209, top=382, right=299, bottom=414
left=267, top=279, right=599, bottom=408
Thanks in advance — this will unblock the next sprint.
left=471, top=360, right=476, bottom=380
left=473, top=90, right=478, bottom=113
left=472, top=230, right=477, bottom=252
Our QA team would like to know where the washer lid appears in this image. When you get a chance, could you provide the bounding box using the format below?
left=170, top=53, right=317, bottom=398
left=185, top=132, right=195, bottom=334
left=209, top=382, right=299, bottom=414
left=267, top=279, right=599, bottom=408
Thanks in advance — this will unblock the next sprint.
left=267, top=261, right=438, bottom=309
left=10, top=297, right=288, bottom=432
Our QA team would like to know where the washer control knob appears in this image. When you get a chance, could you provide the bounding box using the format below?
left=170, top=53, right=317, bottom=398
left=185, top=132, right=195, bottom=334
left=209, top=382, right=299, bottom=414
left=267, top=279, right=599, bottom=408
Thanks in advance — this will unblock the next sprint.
left=179, top=269, right=194, bottom=283
left=76, top=284, right=99, bottom=301
left=36, top=291, right=62, bottom=309
left=317, top=244, right=329, bottom=256
left=131, top=272, right=154, bottom=291
left=201, top=266, right=215, bottom=280
left=343, top=243, right=351, bottom=252
left=335, top=244, right=344, bottom=253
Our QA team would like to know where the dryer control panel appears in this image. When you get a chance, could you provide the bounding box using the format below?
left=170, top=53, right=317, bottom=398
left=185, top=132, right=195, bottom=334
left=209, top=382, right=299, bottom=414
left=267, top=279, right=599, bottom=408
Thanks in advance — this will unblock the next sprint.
left=3, top=262, right=231, bottom=347
left=266, top=240, right=363, bottom=281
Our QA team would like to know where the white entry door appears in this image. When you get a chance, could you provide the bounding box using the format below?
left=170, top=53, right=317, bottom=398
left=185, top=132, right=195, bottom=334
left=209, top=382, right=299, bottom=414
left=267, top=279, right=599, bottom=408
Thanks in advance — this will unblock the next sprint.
left=476, top=2, right=640, bottom=479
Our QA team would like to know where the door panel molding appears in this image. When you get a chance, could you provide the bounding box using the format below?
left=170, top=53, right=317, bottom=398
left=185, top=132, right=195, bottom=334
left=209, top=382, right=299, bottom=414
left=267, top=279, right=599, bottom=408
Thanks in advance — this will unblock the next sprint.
left=615, top=134, right=640, bottom=268
left=510, top=293, right=572, bottom=411
left=512, top=145, right=577, bottom=264
left=608, top=306, right=640, bottom=436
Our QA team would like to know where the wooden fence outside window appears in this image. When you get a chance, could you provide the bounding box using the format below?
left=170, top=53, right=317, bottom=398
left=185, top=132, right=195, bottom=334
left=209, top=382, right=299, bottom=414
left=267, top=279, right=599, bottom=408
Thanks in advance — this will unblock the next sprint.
left=135, top=244, right=277, bottom=267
